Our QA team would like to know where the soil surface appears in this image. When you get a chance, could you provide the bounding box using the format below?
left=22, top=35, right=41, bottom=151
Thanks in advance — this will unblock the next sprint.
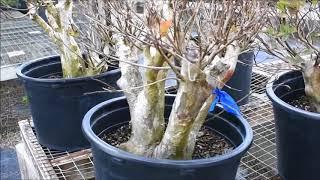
left=46, top=74, right=62, bottom=79
left=101, top=124, right=234, bottom=159
left=287, top=95, right=317, bottom=113
left=271, top=175, right=282, bottom=180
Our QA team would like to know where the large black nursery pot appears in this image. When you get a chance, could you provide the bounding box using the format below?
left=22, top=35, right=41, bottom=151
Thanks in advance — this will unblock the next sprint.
left=223, top=51, right=254, bottom=106
left=17, top=55, right=122, bottom=151
left=266, top=70, right=320, bottom=180
left=82, top=95, right=253, bottom=180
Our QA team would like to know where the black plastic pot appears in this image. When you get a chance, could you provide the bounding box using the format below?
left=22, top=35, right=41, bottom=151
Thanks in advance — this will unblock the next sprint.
left=16, top=0, right=27, bottom=11
left=82, top=95, right=253, bottom=180
left=223, top=51, right=254, bottom=105
left=17, top=55, right=122, bottom=151
left=1, top=0, right=26, bottom=10
left=266, top=70, right=320, bottom=180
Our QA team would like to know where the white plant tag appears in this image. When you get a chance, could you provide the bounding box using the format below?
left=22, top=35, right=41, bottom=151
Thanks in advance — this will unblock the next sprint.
left=7, top=50, right=25, bottom=57
left=28, top=31, right=42, bottom=34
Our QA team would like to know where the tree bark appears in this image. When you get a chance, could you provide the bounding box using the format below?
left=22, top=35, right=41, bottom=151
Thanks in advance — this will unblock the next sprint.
left=153, top=58, right=212, bottom=159
left=184, top=95, right=214, bottom=159
left=153, top=43, right=240, bottom=159
left=117, top=46, right=168, bottom=156
left=50, top=0, right=86, bottom=78
left=30, top=0, right=99, bottom=78
left=302, top=57, right=320, bottom=112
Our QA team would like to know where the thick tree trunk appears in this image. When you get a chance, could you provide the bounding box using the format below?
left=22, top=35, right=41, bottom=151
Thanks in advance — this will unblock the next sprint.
left=153, top=79, right=211, bottom=159
left=302, top=57, right=320, bottom=112
left=153, top=44, right=240, bottom=159
left=153, top=59, right=212, bottom=159
left=59, top=35, right=85, bottom=78
left=184, top=95, right=214, bottom=159
left=50, top=0, right=89, bottom=78
left=30, top=0, right=99, bottom=78
left=117, top=46, right=168, bottom=156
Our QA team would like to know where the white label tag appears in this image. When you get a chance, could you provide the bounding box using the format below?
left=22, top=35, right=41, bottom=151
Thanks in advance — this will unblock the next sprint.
left=28, top=31, right=42, bottom=34
left=7, top=50, right=25, bottom=57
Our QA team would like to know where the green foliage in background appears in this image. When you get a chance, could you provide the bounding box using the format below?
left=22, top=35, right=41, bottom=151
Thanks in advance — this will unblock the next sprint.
left=22, top=96, right=29, bottom=105
left=1, top=0, right=17, bottom=7
left=266, top=24, right=297, bottom=40
left=276, top=0, right=305, bottom=12
left=277, top=0, right=318, bottom=13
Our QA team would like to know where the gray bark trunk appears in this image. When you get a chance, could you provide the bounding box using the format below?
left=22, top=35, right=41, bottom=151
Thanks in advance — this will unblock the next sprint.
left=153, top=79, right=211, bottom=159
left=152, top=58, right=212, bottom=159
left=153, top=44, right=240, bottom=159
left=303, top=57, right=320, bottom=112
left=30, top=0, right=99, bottom=78
left=117, top=46, right=168, bottom=156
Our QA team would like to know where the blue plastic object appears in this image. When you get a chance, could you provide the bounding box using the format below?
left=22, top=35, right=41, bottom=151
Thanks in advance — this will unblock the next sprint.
left=209, top=88, right=241, bottom=117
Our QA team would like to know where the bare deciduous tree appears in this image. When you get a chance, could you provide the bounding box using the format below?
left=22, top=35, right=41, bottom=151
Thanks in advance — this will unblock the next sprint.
left=26, top=0, right=108, bottom=77
left=259, top=0, right=320, bottom=112
left=85, top=0, right=266, bottom=159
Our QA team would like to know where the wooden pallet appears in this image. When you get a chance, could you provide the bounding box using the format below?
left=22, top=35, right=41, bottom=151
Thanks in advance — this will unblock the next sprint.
left=17, top=120, right=58, bottom=179
left=17, top=120, right=93, bottom=180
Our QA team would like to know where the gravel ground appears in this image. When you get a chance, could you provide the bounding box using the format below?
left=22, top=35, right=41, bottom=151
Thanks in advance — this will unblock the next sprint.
left=0, top=79, right=31, bottom=180
left=0, top=79, right=30, bottom=148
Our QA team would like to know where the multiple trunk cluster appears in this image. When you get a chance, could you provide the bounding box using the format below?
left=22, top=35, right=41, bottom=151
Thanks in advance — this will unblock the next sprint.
left=103, top=0, right=265, bottom=159
left=27, top=0, right=107, bottom=78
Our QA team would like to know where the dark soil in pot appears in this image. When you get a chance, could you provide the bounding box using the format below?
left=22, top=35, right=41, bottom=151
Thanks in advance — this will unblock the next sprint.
left=16, top=55, right=122, bottom=151
left=287, top=95, right=317, bottom=112
left=266, top=70, right=320, bottom=180
left=101, top=124, right=234, bottom=160
left=82, top=95, right=253, bottom=180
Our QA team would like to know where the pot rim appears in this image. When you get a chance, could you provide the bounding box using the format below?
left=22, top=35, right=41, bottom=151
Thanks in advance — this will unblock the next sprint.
left=82, top=95, right=253, bottom=166
left=16, top=55, right=119, bottom=83
left=266, top=70, right=320, bottom=118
